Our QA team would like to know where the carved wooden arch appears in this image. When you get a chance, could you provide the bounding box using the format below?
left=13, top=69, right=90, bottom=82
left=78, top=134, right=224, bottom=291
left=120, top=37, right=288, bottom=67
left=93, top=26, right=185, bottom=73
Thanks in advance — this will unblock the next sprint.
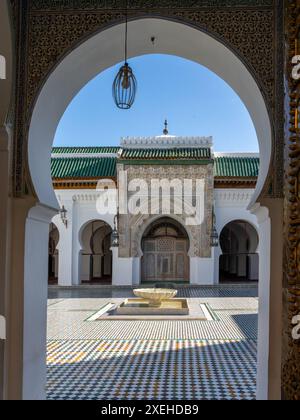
left=10, top=0, right=283, bottom=200
left=282, top=0, right=300, bottom=401
left=130, top=213, right=196, bottom=259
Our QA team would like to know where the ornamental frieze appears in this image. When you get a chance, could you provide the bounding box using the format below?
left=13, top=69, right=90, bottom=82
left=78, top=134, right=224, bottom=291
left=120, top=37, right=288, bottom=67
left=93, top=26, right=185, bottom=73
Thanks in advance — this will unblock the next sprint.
left=29, top=0, right=274, bottom=11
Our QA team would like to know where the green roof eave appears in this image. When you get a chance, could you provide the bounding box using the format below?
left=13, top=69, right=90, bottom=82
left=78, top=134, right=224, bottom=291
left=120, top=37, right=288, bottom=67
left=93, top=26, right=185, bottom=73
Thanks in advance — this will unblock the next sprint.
left=118, top=159, right=214, bottom=166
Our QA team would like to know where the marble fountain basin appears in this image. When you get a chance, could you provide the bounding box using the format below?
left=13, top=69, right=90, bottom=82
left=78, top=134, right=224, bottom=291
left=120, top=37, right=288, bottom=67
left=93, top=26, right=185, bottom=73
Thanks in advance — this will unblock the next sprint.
left=115, top=288, right=189, bottom=316
left=134, top=288, right=178, bottom=306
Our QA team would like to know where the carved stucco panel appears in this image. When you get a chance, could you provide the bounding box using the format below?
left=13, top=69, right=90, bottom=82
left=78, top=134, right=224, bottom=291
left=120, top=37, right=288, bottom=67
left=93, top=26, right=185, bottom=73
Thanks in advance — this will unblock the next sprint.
left=117, top=164, right=214, bottom=258
left=26, top=8, right=275, bottom=110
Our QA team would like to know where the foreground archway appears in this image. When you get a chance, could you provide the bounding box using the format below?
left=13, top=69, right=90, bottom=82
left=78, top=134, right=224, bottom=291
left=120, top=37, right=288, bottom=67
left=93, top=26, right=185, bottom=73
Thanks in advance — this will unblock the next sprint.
left=28, top=18, right=272, bottom=210
left=23, top=18, right=277, bottom=400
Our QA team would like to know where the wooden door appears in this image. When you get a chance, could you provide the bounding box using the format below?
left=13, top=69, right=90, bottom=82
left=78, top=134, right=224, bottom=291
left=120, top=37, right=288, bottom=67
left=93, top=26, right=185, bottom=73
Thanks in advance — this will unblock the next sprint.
left=142, top=237, right=189, bottom=283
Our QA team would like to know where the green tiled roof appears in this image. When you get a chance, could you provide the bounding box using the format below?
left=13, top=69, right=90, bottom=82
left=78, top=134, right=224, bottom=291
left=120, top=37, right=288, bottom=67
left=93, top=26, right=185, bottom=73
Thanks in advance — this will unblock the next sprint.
left=51, top=148, right=259, bottom=180
left=52, top=147, right=120, bottom=154
left=119, top=148, right=212, bottom=160
left=214, top=156, right=259, bottom=178
left=51, top=157, right=117, bottom=178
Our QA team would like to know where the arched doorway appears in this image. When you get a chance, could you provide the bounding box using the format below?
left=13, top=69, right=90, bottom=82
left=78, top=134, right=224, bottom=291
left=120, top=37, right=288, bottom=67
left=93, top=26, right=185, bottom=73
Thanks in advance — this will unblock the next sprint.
left=21, top=17, right=279, bottom=401
left=48, top=224, right=59, bottom=285
left=219, top=221, right=259, bottom=283
left=142, top=218, right=190, bottom=284
left=80, top=221, right=112, bottom=285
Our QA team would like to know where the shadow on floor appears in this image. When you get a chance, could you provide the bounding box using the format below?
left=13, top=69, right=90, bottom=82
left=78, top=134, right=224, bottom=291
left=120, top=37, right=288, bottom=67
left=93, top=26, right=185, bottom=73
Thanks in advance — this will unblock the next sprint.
left=47, top=339, right=257, bottom=401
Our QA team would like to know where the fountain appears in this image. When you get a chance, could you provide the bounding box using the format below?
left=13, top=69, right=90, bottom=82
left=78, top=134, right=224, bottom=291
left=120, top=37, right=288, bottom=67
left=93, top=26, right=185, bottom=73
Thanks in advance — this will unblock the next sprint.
left=115, top=288, right=189, bottom=316
left=134, top=288, right=178, bottom=307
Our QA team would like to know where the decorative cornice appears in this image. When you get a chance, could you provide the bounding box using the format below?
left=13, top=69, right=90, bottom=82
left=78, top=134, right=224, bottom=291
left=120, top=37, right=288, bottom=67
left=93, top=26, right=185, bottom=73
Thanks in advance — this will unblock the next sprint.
left=121, top=136, right=213, bottom=149
left=214, top=189, right=254, bottom=204
left=214, top=152, right=260, bottom=158
left=72, top=193, right=103, bottom=202
left=214, top=179, right=257, bottom=189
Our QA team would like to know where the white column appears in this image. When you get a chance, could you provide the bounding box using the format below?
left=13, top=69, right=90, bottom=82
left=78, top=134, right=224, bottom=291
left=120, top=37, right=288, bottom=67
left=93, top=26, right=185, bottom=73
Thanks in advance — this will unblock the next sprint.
left=23, top=204, right=57, bottom=400
left=237, top=255, right=247, bottom=277
left=190, top=257, right=214, bottom=285
left=111, top=248, right=133, bottom=286
left=132, top=258, right=141, bottom=286
left=55, top=199, right=74, bottom=287
left=72, top=198, right=83, bottom=286
left=251, top=205, right=271, bottom=400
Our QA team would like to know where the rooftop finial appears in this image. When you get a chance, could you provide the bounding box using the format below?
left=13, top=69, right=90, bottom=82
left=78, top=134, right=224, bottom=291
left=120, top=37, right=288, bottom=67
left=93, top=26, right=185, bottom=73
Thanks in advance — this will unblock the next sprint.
left=163, top=119, right=169, bottom=136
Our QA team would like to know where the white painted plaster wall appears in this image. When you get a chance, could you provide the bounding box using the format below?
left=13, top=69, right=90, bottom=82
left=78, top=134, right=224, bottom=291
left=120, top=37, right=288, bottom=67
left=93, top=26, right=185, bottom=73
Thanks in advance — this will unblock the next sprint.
left=53, top=188, right=259, bottom=287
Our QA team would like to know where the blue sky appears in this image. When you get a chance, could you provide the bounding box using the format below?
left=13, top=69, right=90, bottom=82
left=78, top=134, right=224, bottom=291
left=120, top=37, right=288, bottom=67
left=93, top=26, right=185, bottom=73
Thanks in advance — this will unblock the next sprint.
left=54, top=54, right=259, bottom=152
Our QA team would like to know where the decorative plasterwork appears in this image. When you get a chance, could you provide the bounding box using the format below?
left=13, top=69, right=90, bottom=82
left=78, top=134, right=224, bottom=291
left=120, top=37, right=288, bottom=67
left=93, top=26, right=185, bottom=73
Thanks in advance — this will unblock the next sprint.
left=214, top=179, right=257, bottom=189
left=214, top=152, right=260, bottom=158
left=281, top=0, right=300, bottom=401
left=121, top=136, right=213, bottom=149
left=71, top=193, right=103, bottom=202
left=9, top=0, right=284, bottom=200
left=117, top=163, right=214, bottom=258
left=214, top=190, right=254, bottom=207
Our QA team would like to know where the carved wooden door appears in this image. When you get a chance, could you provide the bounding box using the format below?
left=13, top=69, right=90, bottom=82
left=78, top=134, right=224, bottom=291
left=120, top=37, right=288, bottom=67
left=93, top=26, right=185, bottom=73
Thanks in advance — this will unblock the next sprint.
left=142, top=238, right=189, bottom=283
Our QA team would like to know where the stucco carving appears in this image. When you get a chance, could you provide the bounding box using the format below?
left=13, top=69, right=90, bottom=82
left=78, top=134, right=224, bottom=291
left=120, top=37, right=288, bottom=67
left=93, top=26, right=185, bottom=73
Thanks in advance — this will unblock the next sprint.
left=9, top=0, right=284, bottom=199
left=117, top=164, right=214, bottom=258
left=282, top=0, right=300, bottom=401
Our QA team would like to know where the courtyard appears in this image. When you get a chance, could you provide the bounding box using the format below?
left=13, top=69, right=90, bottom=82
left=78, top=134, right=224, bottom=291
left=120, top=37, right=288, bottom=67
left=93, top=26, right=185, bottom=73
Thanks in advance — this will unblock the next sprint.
left=47, top=285, right=258, bottom=401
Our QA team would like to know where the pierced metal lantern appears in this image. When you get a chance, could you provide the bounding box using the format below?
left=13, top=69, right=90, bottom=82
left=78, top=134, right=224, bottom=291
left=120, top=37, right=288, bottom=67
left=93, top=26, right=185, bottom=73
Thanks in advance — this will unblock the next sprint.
left=60, top=205, right=68, bottom=228
left=211, top=226, right=219, bottom=248
left=113, top=63, right=137, bottom=110
left=111, top=215, right=120, bottom=248
left=210, top=209, right=219, bottom=247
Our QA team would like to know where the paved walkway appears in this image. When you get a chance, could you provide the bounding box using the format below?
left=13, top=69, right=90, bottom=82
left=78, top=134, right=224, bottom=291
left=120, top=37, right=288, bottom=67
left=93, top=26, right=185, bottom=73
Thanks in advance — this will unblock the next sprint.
left=47, top=286, right=258, bottom=400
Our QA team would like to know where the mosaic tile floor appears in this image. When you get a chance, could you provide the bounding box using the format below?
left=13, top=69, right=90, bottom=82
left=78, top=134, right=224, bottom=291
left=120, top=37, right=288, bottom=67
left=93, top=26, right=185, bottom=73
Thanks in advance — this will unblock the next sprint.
left=47, top=285, right=258, bottom=401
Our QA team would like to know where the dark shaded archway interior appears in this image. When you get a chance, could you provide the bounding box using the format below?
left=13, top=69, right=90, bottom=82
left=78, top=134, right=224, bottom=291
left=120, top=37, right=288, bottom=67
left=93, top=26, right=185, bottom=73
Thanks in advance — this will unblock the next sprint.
left=219, top=220, right=259, bottom=283
left=48, top=224, right=59, bottom=285
left=81, top=221, right=112, bottom=285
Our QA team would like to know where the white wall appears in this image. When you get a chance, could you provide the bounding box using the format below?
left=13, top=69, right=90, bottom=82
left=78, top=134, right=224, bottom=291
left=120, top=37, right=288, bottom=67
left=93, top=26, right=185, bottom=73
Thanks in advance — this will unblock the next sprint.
left=53, top=187, right=260, bottom=286
left=53, top=189, right=134, bottom=286
left=190, top=257, right=215, bottom=286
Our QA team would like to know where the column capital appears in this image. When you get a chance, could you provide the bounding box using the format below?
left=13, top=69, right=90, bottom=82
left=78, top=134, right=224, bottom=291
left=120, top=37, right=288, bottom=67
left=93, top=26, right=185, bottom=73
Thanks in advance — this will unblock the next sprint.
left=250, top=203, right=270, bottom=224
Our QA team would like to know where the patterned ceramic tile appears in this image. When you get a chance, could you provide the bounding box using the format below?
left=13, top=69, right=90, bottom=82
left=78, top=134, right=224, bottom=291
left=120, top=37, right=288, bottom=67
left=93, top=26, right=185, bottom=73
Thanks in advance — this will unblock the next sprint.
left=47, top=286, right=258, bottom=400
left=47, top=339, right=257, bottom=401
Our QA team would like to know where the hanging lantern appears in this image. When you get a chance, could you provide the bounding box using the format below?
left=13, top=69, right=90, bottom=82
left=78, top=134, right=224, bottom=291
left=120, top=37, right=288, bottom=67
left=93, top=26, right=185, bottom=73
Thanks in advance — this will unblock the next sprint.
left=111, top=215, right=120, bottom=248
left=113, top=63, right=137, bottom=110
left=211, top=226, right=219, bottom=248
left=60, top=205, right=68, bottom=228
left=211, top=208, right=219, bottom=248
left=112, top=0, right=137, bottom=109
